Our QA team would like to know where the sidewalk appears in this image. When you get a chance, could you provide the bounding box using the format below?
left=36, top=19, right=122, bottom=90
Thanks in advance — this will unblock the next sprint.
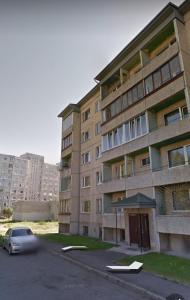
left=47, top=242, right=190, bottom=300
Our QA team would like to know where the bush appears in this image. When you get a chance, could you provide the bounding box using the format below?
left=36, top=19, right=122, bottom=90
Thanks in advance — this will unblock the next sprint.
left=2, top=207, right=13, bottom=219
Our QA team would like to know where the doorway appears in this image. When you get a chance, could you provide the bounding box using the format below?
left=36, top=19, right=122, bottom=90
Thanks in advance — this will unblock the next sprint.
left=129, top=213, right=150, bottom=250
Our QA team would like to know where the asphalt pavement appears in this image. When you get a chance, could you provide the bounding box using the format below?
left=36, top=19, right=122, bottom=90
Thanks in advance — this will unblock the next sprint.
left=0, top=246, right=152, bottom=300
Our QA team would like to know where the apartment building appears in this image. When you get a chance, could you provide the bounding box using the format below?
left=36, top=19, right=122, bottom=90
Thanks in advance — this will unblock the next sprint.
left=40, top=163, right=59, bottom=202
left=0, top=152, right=59, bottom=209
left=58, top=0, right=190, bottom=256
left=0, top=154, right=15, bottom=209
left=20, top=153, right=44, bottom=201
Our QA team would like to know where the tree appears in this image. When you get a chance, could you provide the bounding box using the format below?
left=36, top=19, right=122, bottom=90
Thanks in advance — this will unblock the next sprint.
left=2, top=207, right=13, bottom=219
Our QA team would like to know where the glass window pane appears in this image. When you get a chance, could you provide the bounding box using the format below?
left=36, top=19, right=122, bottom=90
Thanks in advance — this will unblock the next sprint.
left=161, top=63, right=171, bottom=83
left=136, top=117, right=141, bottom=136
left=145, top=75, right=153, bottom=94
left=130, top=119, right=135, bottom=139
left=111, top=102, right=116, bottom=117
left=103, top=135, right=108, bottom=151
left=137, top=82, right=144, bottom=99
left=153, top=70, right=162, bottom=89
left=118, top=126, right=123, bottom=144
left=132, top=86, right=138, bottom=103
left=115, top=97, right=122, bottom=115
left=164, top=109, right=180, bottom=125
left=127, top=90, right=133, bottom=106
left=169, top=56, right=181, bottom=78
left=141, top=113, right=147, bottom=134
left=122, top=93, right=128, bottom=109
left=186, top=145, right=190, bottom=164
left=168, top=147, right=185, bottom=167
left=173, top=190, right=190, bottom=210
left=182, top=106, right=188, bottom=119
left=108, top=132, right=113, bottom=149
left=125, top=122, right=130, bottom=141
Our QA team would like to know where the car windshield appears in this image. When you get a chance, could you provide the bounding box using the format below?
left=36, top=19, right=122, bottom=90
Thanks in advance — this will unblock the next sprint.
left=11, top=229, right=33, bottom=237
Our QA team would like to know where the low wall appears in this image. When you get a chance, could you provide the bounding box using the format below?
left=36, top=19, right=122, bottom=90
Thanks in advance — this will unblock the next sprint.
left=12, top=200, right=59, bottom=221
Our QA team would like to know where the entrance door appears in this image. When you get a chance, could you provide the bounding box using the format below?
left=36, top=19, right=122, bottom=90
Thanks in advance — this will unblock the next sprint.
left=129, top=213, right=150, bottom=250
left=129, top=214, right=140, bottom=247
left=140, top=214, right=150, bottom=250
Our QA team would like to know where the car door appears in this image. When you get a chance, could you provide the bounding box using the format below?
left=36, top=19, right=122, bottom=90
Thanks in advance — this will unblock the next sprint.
left=4, top=229, right=11, bottom=249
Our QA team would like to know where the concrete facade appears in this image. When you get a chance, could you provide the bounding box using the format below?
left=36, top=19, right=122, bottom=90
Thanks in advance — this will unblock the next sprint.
left=58, top=0, right=190, bottom=257
left=12, top=200, right=59, bottom=221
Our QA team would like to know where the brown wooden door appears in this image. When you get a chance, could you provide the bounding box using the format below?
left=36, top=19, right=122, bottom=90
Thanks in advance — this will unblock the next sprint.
left=129, top=214, right=140, bottom=246
left=140, top=214, right=150, bottom=250
left=129, top=213, right=150, bottom=250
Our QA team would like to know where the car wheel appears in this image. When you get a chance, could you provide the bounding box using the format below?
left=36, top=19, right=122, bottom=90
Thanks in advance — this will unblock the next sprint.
left=8, top=245, right=13, bottom=255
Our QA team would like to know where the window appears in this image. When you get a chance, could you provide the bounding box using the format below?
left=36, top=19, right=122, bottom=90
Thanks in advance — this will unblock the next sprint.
left=81, top=176, right=90, bottom=188
left=169, top=56, right=181, bottom=78
left=164, top=106, right=188, bottom=126
left=153, top=70, right=162, bottom=89
left=168, top=147, right=185, bottom=168
left=182, top=106, right=188, bottom=119
left=161, top=63, right=170, bottom=83
left=82, top=130, right=90, bottom=143
left=95, top=101, right=100, bottom=113
left=95, top=122, right=101, bottom=135
left=62, top=114, right=73, bottom=131
left=125, top=121, right=130, bottom=142
left=136, top=116, right=141, bottom=136
left=83, top=226, right=89, bottom=236
left=62, top=134, right=72, bottom=149
left=60, top=176, right=71, bottom=192
left=108, top=132, right=113, bottom=148
left=145, top=75, right=153, bottom=94
left=96, top=171, right=102, bottom=185
left=164, top=109, right=180, bottom=125
left=82, top=201, right=91, bottom=213
left=95, top=145, right=101, bottom=159
left=137, top=82, right=144, bottom=99
left=82, top=108, right=90, bottom=122
left=96, top=198, right=102, bottom=214
left=186, top=145, right=190, bottom=164
left=102, top=56, right=181, bottom=123
left=60, top=199, right=70, bottom=213
left=172, top=190, right=190, bottom=211
left=102, top=113, right=147, bottom=151
left=82, top=152, right=91, bottom=165
left=141, top=157, right=150, bottom=167
left=113, top=126, right=122, bottom=146
left=102, top=135, right=108, bottom=152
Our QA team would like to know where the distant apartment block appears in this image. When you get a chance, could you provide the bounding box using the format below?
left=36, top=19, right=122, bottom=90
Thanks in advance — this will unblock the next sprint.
left=58, top=0, right=190, bottom=257
left=0, top=153, right=59, bottom=209
left=41, top=163, right=59, bottom=202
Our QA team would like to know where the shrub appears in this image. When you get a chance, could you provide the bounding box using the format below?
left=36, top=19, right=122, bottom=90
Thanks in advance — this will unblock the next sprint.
left=2, top=207, right=13, bottom=219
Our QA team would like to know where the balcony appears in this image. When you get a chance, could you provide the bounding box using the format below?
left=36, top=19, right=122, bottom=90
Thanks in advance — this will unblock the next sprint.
left=100, top=41, right=179, bottom=110
left=153, top=164, right=190, bottom=186
left=103, top=213, right=125, bottom=228
left=149, top=116, right=190, bottom=147
left=59, top=213, right=71, bottom=224
left=100, top=176, right=126, bottom=194
left=157, top=215, right=190, bottom=235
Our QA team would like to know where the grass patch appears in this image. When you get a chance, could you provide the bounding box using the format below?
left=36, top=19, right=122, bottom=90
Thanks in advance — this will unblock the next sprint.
left=0, top=220, right=58, bottom=236
left=40, top=233, right=114, bottom=250
left=118, top=252, right=190, bottom=285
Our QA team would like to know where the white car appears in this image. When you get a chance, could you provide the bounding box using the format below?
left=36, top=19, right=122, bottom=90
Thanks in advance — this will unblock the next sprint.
left=3, top=227, right=39, bottom=255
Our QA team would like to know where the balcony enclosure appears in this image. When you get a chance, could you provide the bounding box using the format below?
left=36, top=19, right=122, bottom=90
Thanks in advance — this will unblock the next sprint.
left=100, top=22, right=176, bottom=102
left=141, top=22, right=175, bottom=65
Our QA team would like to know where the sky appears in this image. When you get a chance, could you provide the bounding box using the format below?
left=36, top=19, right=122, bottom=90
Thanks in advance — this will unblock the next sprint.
left=0, top=0, right=184, bottom=164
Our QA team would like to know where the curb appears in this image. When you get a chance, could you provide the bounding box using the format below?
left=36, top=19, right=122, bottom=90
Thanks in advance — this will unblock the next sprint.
left=50, top=250, right=165, bottom=300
